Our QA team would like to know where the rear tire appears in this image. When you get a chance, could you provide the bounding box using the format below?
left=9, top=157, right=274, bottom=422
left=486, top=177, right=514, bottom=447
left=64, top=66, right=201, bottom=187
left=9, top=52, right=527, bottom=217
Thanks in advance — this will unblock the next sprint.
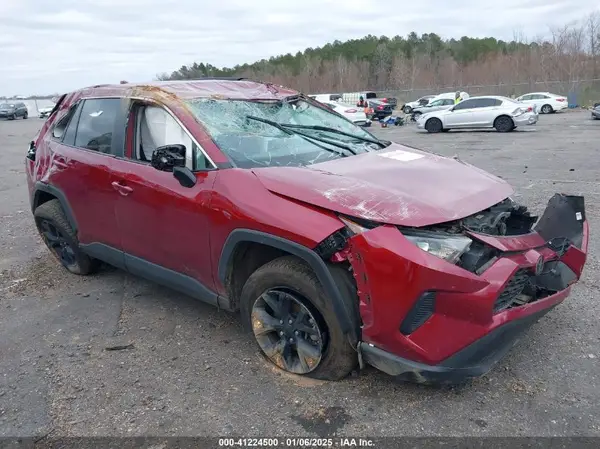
left=240, top=256, right=357, bottom=381
left=541, top=104, right=553, bottom=114
left=34, top=199, right=98, bottom=275
left=494, top=115, right=514, bottom=133
left=425, top=118, right=443, bottom=133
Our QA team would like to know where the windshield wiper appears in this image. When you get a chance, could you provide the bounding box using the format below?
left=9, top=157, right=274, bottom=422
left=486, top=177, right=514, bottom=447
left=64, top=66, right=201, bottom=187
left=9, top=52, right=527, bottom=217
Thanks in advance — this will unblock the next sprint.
left=246, top=115, right=356, bottom=156
left=279, top=124, right=388, bottom=148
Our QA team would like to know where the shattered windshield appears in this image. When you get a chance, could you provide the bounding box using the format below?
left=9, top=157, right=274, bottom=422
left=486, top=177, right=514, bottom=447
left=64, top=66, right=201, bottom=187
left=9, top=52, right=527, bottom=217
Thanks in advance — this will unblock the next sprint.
left=185, top=98, right=381, bottom=168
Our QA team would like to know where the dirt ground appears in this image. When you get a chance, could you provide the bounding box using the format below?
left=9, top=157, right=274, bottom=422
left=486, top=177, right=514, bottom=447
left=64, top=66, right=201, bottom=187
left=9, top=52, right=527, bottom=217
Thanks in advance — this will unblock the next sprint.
left=1, top=111, right=599, bottom=438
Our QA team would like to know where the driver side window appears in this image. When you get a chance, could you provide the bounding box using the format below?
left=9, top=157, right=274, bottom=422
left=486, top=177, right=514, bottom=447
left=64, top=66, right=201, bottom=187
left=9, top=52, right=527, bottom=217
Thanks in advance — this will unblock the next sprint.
left=452, top=99, right=473, bottom=110
left=132, top=104, right=212, bottom=170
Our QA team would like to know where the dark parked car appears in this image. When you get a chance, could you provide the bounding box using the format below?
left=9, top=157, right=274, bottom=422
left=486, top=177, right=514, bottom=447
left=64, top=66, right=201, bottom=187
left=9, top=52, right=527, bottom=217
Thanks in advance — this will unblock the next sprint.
left=25, top=78, right=589, bottom=384
left=592, top=102, right=600, bottom=120
left=367, top=99, right=394, bottom=120
left=0, top=102, right=28, bottom=120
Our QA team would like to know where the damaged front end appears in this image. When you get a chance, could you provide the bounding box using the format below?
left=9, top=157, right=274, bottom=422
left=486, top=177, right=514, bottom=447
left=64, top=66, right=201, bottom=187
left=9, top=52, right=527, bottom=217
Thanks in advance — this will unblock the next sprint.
left=318, top=193, right=588, bottom=383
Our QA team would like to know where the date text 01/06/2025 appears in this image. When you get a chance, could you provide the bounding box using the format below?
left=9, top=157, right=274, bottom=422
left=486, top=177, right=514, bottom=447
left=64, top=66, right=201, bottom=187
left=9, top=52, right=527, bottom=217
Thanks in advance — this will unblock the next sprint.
left=218, top=437, right=375, bottom=447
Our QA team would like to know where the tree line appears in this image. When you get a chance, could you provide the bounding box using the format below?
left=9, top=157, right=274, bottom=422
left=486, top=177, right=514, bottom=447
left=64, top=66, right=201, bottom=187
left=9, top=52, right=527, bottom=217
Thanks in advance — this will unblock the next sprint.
left=158, top=13, right=600, bottom=101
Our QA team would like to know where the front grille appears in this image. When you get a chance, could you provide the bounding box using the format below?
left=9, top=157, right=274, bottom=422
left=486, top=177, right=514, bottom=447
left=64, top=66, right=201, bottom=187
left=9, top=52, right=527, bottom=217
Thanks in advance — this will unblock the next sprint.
left=493, top=269, right=531, bottom=313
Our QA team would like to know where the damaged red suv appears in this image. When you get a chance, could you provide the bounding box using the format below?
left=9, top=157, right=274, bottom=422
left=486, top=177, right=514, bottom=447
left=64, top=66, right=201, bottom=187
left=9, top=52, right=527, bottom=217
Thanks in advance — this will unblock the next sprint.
left=25, top=78, right=589, bottom=383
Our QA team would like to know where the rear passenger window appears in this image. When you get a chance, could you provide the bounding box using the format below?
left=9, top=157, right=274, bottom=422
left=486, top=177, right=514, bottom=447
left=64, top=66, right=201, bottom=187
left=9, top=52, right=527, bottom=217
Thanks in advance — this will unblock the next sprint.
left=74, top=99, right=122, bottom=153
left=62, top=102, right=84, bottom=146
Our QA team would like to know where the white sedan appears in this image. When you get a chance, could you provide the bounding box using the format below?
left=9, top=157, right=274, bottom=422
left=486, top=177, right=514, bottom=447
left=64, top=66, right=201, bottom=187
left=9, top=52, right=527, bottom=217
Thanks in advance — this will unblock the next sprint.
left=320, top=101, right=371, bottom=126
left=416, top=96, right=538, bottom=133
left=515, top=92, right=568, bottom=114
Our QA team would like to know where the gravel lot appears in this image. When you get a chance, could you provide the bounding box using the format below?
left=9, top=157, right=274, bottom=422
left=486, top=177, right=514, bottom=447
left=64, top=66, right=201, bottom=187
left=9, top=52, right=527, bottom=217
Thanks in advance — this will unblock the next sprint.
left=1, top=111, right=599, bottom=438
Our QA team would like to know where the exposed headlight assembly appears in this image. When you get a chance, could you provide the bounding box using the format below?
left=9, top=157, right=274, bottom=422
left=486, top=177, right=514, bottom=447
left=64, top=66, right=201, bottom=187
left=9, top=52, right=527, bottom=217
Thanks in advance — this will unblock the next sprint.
left=401, top=230, right=472, bottom=263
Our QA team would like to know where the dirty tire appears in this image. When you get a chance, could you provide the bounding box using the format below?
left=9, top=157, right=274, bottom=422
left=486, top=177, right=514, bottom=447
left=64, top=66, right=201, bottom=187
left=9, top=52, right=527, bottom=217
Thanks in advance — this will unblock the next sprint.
left=240, top=256, right=357, bottom=381
left=541, top=104, right=553, bottom=114
left=494, top=115, right=514, bottom=132
left=425, top=118, right=443, bottom=133
left=34, top=199, right=98, bottom=275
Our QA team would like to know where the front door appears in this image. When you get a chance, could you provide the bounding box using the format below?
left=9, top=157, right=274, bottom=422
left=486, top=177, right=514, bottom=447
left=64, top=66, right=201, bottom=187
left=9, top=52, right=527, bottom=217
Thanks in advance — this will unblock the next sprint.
left=44, top=98, right=127, bottom=255
left=444, top=98, right=477, bottom=127
left=110, top=102, right=218, bottom=295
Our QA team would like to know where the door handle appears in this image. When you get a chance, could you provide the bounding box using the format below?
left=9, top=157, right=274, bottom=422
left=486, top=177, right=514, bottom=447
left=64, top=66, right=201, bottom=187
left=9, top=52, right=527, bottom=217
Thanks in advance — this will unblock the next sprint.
left=53, top=156, right=69, bottom=169
left=111, top=181, right=133, bottom=196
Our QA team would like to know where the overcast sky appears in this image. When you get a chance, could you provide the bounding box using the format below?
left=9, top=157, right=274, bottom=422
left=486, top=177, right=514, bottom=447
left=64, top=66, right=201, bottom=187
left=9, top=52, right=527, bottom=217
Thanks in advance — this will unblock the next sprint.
left=1, top=0, right=598, bottom=96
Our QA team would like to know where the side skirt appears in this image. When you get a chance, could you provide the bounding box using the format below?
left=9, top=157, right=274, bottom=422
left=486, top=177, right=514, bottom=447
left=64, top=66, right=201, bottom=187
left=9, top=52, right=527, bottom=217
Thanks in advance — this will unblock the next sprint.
left=80, top=242, right=231, bottom=310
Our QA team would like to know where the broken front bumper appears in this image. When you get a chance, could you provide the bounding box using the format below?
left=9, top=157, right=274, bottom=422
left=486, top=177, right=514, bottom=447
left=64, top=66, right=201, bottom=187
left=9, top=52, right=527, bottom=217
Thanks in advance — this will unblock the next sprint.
left=349, top=194, right=588, bottom=383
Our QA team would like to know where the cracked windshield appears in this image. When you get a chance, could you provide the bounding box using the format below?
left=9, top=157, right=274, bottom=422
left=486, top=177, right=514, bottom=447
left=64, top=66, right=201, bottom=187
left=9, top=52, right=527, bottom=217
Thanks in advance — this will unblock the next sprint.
left=186, top=98, right=383, bottom=168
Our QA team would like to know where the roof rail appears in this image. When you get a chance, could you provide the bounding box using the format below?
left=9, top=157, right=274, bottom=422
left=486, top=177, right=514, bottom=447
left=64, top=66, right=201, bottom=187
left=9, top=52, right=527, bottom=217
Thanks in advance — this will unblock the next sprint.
left=176, top=77, right=247, bottom=81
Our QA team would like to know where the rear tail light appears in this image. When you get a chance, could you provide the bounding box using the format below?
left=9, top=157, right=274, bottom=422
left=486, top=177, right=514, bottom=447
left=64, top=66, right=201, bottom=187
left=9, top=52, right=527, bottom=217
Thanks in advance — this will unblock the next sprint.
left=382, top=98, right=388, bottom=103
left=345, top=109, right=357, bottom=113
left=556, top=98, right=566, bottom=102
left=527, top=106, right=533, bottom=112
left=377, top=105, right=384, bottom=110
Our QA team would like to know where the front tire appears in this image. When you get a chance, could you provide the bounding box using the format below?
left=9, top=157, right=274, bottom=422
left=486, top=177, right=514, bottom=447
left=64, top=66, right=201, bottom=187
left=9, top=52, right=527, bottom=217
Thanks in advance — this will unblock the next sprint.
left=23, top=112, right=28, bottom=119
left=494, top=115, right=514, bottom=132
left=240, top=256, right=357, bottom=380
left=34, top=199, right=98, bottom=275
left=541, top=104, right=553, bottom=114
left=425, top=117, right=443, bottom=133
left=403, top=105, right=412, bottom=114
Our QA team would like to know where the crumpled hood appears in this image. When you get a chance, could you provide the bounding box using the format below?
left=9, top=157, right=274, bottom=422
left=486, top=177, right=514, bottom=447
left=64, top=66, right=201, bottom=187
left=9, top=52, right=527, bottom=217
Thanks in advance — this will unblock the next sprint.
left=252, top=143, right=513, bottom=227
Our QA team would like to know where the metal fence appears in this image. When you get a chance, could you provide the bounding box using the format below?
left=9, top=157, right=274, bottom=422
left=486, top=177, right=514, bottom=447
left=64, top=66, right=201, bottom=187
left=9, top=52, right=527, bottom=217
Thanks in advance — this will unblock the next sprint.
left=318, top=80, right=600, bottom=109
left=375, top=79, right=600, bottom=108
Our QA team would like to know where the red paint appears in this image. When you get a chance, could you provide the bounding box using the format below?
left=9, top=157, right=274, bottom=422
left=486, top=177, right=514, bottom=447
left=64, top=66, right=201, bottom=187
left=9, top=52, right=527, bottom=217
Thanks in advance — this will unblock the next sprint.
left=25, top=79, right=590, bottom=371
left=253, top=147, right=512, bottom=227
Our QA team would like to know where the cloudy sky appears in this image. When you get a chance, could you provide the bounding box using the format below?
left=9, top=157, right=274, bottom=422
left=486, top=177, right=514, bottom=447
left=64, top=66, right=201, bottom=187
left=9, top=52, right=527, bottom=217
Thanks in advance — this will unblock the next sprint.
left=1, top=0, right=597, bottom=96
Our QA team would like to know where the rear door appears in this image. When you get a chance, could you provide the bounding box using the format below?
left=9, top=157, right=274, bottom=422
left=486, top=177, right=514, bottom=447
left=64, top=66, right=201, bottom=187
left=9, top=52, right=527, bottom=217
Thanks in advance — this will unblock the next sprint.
left=44, top=97, right=127, bottom=255
left=470, top=98, right=502, bottom=126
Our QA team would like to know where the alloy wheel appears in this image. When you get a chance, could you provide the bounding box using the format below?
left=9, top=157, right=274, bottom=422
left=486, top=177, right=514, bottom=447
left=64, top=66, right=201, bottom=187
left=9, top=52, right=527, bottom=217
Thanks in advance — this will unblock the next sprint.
left=39, top=219, right=77, bottom=268
left=251, top=288, right=325, bottom=374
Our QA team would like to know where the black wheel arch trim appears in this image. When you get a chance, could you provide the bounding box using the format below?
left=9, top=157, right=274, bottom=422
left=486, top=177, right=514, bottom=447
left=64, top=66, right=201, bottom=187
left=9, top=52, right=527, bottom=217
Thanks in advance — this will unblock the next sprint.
left=31, top=182, right=78, bottom=233
left=218, top=229, right=358, bottom=341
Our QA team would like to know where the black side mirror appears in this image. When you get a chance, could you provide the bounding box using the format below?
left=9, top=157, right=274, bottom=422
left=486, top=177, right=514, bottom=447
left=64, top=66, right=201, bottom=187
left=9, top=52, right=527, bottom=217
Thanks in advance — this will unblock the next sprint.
left=151, top=144, right=186, bottom=172
left=173, top=166, right=197, bottom=188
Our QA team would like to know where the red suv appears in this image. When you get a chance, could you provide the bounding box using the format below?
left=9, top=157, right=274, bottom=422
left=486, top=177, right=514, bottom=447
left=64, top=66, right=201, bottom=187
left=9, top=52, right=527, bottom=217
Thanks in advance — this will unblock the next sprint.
left=25, top=79, right=589, bottom=383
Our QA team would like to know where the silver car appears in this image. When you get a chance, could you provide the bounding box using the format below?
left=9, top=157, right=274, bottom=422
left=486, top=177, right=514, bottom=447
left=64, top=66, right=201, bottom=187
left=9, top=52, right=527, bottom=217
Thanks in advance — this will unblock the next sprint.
left=410, top=97, right=455, bottom=120
left=416, top=96, right=538, bottom=133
